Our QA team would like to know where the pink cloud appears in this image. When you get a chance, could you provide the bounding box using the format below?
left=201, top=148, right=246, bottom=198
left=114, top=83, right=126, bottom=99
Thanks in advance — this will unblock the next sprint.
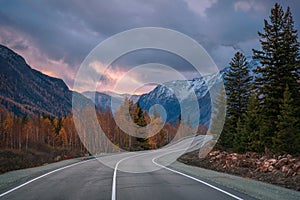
left=0, top=26, right=76, bottom=89
left=234, top=0, right=266, bottom=13
left=183, top=0, right=218, bottom=17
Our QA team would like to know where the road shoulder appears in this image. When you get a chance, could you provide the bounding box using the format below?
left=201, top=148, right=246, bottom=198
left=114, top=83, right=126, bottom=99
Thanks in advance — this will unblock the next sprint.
left=0, top=157, right=91, bottom=194
left=156, top=153, right=300, bottom=200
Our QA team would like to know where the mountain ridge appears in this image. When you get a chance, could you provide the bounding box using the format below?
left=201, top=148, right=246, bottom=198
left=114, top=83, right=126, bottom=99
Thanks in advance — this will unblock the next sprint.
left=0, top=44, right=90, bottom=117
left=0, top=44, right=260, bottom=122
left=137, top=57, right=260, bottom=127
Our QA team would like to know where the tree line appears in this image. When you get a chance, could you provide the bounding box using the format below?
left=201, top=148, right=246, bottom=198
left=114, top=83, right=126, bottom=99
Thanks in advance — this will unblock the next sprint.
left=0, top=96, right=195, bottom=159
left=0, top=105, right=85, bottom=154
left=99, top=98, right=196, bottom=151
left=217, top=3, right=300, bottom=155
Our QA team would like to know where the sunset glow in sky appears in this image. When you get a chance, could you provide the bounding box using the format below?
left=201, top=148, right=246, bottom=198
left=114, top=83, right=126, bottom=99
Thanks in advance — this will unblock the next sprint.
left=0, top=0, right=299, bottom=94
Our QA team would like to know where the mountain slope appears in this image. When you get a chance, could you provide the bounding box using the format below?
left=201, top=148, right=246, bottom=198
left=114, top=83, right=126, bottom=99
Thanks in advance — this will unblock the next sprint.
left=0, top=44, right=79, bottom=117
left=82, top=91, right=111, bottom=112
left=104, top=91, right=140, bottom=103
left=137, top=58, right=259, bottom=127
left=82, top=91, right=140, bottom=113
left=137, top=77, right=213, bottom=126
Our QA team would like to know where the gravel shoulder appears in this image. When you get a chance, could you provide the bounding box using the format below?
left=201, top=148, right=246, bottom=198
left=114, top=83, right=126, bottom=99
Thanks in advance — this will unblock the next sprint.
left=157, top=152, right=300, bottom=200
left=0, top=157, right=92, bottom=194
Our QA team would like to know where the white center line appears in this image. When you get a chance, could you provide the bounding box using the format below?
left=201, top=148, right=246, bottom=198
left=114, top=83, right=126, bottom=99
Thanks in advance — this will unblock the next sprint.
left=0, top=159, right=93, bottom=198
left=111, top=135, right=243, bottom=200
left=111, top=151, right=156, bottom=200
left=111, top=137, right=201, bottom=200
left=111, top=153, right=139, bottom=200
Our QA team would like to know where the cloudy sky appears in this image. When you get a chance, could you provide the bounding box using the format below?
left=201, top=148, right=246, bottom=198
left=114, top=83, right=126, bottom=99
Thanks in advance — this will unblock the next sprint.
left=0, top=0, right=299, bottom=94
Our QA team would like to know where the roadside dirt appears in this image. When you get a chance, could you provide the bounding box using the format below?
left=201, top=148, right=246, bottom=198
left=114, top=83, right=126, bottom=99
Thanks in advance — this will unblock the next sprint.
left=178, top=150, right=300, bottom=191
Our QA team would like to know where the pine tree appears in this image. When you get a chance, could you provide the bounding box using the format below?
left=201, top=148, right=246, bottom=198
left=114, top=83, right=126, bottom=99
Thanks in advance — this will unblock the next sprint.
left=273, top=85, right=299, bottom=154
left=219, top=116, right=236, bottom=149
left=224, top=51, right=252, bottom=120
left=252, top=3, right=300, bottom=150
left=222, top=51, right=252, bottom=149
left=129, top=103, right=149, bottom=149
left=233, top=118, right=247, bottom=153
left=242, top=94, right=263, bottom=152
left=282, top=7, right=300, bottom=99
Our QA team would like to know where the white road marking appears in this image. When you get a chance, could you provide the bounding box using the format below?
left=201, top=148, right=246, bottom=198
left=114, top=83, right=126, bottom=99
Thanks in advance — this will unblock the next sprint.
left=152, top=153, right=244, bottom=200
left=0, top=159, right=94, bottom=198
left=111, top=136, right=205, bottom=200
left=1, top=138, right=244, bottom=200
left=111, top=152, right=156, bottom=200
left=111, top=153, right=138, bottom=200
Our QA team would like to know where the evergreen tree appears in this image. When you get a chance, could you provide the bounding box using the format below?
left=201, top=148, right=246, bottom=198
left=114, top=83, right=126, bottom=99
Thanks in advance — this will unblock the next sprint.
left=224, top=51, right=252, bottom=121
left=219, top=116, right=236, bottom=149
left=282, top=7, right=300, bottom=99
left=242, top=94, right=263, bottom=152
left=233, top=118, right=247, bottom=153
left=222, top=51, right=252, bottom=149
left=273, top=85, right=299, bottom=154
left=130, top=103, right=149, bottom=149
left=252, top=3, right=300, bottom=150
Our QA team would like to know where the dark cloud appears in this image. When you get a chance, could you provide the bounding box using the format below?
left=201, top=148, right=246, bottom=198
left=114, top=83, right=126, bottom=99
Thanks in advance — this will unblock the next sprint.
left=111, top=49, right=196, bottom=72
left=0, top=0, right=299, bottom=91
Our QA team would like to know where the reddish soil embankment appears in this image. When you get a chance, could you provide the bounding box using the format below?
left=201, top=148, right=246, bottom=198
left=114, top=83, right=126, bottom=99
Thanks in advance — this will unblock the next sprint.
left=178, top=150, right=300, bottom=191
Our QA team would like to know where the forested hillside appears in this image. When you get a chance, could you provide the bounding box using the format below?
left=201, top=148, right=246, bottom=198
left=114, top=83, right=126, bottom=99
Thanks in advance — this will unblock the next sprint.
left=0, top=44, right=74, bottom=117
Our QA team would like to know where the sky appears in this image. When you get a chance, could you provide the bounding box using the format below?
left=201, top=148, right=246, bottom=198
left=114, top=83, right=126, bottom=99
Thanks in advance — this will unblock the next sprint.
left=0, top=0, right=299, bottom=94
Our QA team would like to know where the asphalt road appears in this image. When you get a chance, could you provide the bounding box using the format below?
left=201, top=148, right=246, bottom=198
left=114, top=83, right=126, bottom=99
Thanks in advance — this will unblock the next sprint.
left=0, top=135, right=252, bottom=200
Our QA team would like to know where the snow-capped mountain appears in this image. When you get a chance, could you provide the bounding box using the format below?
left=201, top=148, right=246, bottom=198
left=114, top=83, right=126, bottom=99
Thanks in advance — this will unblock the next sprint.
left=82, top=57, right=259, bottom=125
left=137, top=77, right=215, bottom=126
left=137, top=57, right=260, bottom=127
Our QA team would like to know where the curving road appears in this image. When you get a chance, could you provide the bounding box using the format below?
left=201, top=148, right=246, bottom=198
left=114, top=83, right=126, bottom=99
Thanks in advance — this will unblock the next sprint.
left=0, top=135, right=253, bottom=200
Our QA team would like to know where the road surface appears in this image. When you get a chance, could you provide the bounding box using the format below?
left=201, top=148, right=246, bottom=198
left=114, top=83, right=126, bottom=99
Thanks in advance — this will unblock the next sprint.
left=0, top=135, right=253, bottom=200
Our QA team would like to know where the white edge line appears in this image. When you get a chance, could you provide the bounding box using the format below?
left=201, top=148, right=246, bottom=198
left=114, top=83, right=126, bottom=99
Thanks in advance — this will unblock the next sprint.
left=0, top=158, right=94, bottom=198
left=152, top=154, right=244, bottom=200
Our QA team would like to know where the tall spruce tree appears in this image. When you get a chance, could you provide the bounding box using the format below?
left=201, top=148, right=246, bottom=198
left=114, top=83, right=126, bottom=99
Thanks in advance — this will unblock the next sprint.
left=222, top=52, right=252, bottom=149
left=241, top=93, right=263, bottom=152
left=233, top=118, right=247, bottom=153
left=273, top=85, right=300, bottom=154
left=225, top=51, right=252, bottom=120
left=282, top=7, right=300, bottom=98
left=252, top=3, right=300, bottom=150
